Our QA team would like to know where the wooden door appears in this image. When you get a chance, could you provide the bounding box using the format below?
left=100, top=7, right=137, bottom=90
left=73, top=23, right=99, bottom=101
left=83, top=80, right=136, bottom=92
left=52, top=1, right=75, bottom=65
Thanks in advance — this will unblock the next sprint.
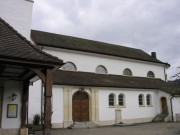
left=73, top=92, right=89, bottom=122
left=161, top=97, right=168, bottom=114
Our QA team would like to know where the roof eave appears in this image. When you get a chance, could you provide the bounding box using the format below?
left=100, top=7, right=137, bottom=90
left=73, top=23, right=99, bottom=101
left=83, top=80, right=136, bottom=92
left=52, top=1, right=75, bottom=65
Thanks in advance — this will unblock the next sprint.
left=0, top=57, right=64, bottom=69
left=37, top=43, right=167, bottom=66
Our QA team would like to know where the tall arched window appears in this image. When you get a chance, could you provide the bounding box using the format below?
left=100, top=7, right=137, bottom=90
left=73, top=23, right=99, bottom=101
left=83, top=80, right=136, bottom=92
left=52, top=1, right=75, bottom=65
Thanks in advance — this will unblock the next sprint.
left=123, top=68, right=132, bottom=76
left=118, top=94, right=125, bottom=106
left=138, top=94, right=144, bottom=106
left=96, top=65, right=108, bottom=74
left=62, top=62, right=77, bottom=71
left=146, top=94, right=152, bottom=106
left=109, top=93, right=115, bottom=106
left=147, top=71, right=155, bottom=78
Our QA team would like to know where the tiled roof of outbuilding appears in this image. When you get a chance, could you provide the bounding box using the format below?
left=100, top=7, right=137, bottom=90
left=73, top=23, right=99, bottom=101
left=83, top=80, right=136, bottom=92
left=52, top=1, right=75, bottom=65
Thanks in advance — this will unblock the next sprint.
left=0, top=18, right=63, bottom=67
left=53, top=70, right=180, bottom=95
left=31, top=30, right=168, bottom=65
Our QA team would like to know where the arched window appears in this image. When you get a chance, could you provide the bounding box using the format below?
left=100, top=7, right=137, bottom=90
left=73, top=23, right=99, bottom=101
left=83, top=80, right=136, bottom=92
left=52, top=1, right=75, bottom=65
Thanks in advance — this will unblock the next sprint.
left=109, top=93, right=115, bottom=106
left=123, top=68, right=132, bottom=76
left=138, top=94, right=144, bottom=106
left=62, top=62, right=77, bottom=71
left=146, top=94, right=152, bottom=106
left=147, top=71, right=155, bottom=78
left=96, top=65, right=108, bottom=74
left=118, top=94, right=125, bottom=106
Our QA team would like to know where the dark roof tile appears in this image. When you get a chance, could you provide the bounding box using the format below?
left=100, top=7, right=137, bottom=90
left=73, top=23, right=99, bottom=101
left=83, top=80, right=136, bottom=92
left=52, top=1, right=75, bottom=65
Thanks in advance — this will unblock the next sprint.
left=31, top=30, right=167, bottom=65
left=0, top=18, right=63, bottom=66
left=53, top=70, right=180, bottom=95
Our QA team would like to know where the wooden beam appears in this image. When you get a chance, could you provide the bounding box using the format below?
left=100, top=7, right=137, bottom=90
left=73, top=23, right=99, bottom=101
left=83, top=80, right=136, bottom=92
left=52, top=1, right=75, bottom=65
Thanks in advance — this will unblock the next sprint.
left=0, top=65, right=6, bottom=75
left=21, top=81, right=29, bottom=128
left=44, top=69, right=53, bottom=132
left=31, top=69, right=45, bottom=84
left=45, top=70, right=52, bottom=97
left=19, top=70, right=31, bottom=79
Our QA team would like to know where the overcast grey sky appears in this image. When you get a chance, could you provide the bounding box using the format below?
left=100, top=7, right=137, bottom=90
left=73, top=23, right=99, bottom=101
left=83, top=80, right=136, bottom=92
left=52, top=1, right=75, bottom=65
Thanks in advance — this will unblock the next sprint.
left=32, top=0, right=180, bottom=80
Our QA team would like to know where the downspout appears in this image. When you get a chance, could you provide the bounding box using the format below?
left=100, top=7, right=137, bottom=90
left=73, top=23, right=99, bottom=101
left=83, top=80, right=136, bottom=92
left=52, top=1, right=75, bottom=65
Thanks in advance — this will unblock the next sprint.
left=27, top=83, right=29, bottom=126
left=164, top=63, right=169, bottom=81
left=170, top=95, right=174, bottom=122
left=41, top=81, right=44, bottom=125
left=164, top=66, right=166, bottom=81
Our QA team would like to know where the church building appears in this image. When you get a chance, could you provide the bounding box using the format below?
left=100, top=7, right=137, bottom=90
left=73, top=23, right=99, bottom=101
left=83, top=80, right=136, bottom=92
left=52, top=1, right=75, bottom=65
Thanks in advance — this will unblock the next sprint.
left=0, top=0, right=180, bottom=134
left=29, top=30, right=180, bottom=128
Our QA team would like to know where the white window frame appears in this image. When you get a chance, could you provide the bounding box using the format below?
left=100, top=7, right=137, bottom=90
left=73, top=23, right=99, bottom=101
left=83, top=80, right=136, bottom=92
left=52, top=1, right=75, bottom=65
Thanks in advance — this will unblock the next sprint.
left=138, top=94, right=145, bottom=107
left=108, top=93, right=115, bottom=107
left=146, top=94, right=152, bottom=106
left=118, top=94, right=125, bottom=107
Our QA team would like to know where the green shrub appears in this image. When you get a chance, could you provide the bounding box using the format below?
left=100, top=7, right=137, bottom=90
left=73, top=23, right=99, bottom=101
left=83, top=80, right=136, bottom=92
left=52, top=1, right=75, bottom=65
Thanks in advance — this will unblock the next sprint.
left=33, top=114, right=41, bottom=125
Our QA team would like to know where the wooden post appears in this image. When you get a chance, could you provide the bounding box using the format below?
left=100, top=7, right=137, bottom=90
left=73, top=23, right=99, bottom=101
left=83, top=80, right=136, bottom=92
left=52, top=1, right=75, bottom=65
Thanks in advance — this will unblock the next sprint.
left=20, top=81, right=29, bottom=135
left=44, top=69, right=53, bottom=135
left=21, top=81, right=29, bottom=128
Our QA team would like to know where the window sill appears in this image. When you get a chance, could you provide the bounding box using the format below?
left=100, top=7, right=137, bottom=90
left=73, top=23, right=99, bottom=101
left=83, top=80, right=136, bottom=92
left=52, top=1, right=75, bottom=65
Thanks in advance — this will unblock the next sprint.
left=118, top=106, right=126, bottom=108
left=147, top=105, right=153, bottom=107
left=139, top=105, right=145, bottom=107
left=109, top=106, right=116, bottom=108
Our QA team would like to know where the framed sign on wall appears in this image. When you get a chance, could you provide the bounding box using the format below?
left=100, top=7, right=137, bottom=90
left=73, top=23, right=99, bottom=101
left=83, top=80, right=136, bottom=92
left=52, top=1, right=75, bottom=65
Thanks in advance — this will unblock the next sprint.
left=7, top=104, right=18, bottom=118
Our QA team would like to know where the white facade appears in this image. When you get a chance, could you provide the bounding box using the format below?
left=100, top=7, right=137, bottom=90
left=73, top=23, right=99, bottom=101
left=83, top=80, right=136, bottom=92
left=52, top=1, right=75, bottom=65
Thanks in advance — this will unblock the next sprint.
left=24, top=34, right=180, bottom=128
left=51, top=86, right=64, bottom=126
left=1, top=81, right=23, bottom=129
left=27, top=44, right=180, bottom=128
left=43, top=47, right=166, bottom=80
left=28, top=80, right=42, bottom=123
left=34, top=86, right=177, bottom=128
left=0, top=80, right=23, bottom=135
left=0, top=0, right=34, bottom=40
left=172, top=97, right=180, bottom=121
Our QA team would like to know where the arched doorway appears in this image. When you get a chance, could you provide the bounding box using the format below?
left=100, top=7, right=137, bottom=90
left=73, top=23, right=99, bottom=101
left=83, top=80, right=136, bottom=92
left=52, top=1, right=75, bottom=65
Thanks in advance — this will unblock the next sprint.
left=161, top=97, right=168, bottom=114
left=72, top=91, right=89, bottom=122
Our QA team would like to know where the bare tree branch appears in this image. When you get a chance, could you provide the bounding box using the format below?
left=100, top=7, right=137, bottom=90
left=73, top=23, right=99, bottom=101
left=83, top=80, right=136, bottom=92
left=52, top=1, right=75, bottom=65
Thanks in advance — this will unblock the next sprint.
left=171, top=68, right=180, bottom=80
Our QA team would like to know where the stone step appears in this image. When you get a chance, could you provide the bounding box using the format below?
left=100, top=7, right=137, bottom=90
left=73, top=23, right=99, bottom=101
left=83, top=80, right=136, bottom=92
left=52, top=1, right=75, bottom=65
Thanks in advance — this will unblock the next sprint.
left=68, top=122, right=98, bottom=129
left=152, top=113, right=167, bottom=122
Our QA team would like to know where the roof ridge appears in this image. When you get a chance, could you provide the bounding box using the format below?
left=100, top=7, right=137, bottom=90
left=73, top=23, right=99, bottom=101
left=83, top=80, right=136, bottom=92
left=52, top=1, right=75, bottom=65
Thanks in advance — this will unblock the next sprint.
left=0, top=17, right=63, bottom=64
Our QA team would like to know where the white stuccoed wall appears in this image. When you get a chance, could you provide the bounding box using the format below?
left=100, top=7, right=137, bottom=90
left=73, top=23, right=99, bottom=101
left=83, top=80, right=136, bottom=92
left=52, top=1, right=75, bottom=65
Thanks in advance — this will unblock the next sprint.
left=51, top=85, right=64, bottom=124
left=172, top=97, right=180, bottom=121
left=0, top=0, right=34, bottom=40
left=2, top=81, right=23, bottom=129
left=28, top=80, right=42, bottom=123
left=48, top=86, right=176, bottom=125
left=44, top=47, right=166, bottom=80
left=29, top=84, right=65, bottom=125
left=28, top=82, right=65, bottom=125
left=98, top=88, right=171, bottom=122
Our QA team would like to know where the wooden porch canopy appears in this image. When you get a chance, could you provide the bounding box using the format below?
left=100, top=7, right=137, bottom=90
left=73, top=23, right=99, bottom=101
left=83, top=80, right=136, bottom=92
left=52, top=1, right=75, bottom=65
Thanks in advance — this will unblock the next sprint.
left=0, top=17, right=63, bottom=133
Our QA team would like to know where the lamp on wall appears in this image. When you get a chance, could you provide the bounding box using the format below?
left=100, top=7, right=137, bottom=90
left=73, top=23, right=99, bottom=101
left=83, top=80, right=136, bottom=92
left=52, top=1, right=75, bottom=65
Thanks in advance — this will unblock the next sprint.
left=9, top=93, right=17, bottom=101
